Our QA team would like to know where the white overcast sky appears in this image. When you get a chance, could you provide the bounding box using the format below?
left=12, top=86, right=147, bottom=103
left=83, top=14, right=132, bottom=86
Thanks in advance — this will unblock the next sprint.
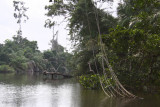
left=0, top=0, right=119, bottom=52
left=0, top=0, right=71, bottom=51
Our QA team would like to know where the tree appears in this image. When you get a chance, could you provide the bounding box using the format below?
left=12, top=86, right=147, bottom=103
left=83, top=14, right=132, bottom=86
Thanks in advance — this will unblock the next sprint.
left=0, top=36, right=44, bottom=73
left=45, top=0, right=117, bottom=74
left=13, top=0, right=29, bottom=36
left=99, top=0, right=160, bottom=89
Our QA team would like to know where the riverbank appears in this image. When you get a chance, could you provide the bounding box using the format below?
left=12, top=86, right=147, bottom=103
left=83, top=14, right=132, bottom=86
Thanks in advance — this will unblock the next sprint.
left=78, top=74, right=160, bottom=95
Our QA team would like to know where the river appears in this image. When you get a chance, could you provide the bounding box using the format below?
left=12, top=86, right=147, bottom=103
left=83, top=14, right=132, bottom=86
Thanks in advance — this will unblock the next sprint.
left=0, top=74, right=160, bottom=107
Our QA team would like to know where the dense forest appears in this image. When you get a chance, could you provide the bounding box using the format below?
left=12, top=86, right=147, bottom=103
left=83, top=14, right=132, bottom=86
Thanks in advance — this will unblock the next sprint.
left=0, top=35, right=73, bottom=73
left=1, top=0, right=160, bottom=94
left=45, top=0, right=160, bottom=93
left=0, top=1, right=73, bottom=75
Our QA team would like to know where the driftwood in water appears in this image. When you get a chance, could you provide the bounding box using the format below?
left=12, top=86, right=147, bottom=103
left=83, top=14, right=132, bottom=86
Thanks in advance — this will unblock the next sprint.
left=43, top=71, right=73, bottom=79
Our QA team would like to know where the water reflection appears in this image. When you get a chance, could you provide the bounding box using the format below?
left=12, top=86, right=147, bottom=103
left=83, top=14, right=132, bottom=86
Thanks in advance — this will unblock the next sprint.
left=100, top=97, right=137, bottom=107
left=0, top=74, right=81, bottom=107
left=99, top=94, right=160, bottom=107
left=0, top=74, right=160, bottom=107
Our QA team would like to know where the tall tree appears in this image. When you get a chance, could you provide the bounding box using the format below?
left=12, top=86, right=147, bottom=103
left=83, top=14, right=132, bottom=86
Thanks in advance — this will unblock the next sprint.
left=45, top=0, right=117, bottom=73
left=13, top=0, right=29, bottom=37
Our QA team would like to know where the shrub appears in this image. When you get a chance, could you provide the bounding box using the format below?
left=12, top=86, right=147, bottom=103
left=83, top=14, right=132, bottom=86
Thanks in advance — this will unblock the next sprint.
left=79, top=74, right=115, bottom=90
left=0, top=65, right=15, bottom=73
left=79, top=74, right=100, bottom=89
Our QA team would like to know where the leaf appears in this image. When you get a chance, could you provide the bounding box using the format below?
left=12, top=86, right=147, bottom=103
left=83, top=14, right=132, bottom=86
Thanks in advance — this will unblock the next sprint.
left=13, top=13, right=17, bottom=18
left=17, top=20, right=21, bottom=23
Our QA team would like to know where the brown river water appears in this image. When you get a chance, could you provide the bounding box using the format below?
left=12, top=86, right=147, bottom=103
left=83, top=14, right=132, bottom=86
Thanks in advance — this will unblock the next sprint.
left=0, top=74, right=160, bottom=107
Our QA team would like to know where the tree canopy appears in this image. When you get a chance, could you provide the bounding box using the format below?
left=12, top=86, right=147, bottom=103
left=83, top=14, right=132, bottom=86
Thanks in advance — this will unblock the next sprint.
left=45, top=0, right=160, bottom=91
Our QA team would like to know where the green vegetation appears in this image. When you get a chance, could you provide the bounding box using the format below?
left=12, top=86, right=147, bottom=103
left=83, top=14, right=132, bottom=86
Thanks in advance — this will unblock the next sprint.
left=45, top=0, right=160, bottom=92
left=79, top=74, right=115, bottom=90
left=0, top=0, right=72, bottom=74
left=1, top=0, right=160, bottom=93
left=0, top=35, right=72, bottom=74
left=79, top=74, right=100, bottom=89
left=0, top=36, right=40, bottom=73
left=0, top=65, right=15, bottom=73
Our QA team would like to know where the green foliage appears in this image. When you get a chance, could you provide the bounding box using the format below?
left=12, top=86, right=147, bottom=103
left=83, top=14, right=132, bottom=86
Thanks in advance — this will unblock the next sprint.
left=0, top=36, right=44, bottom=73
left=0, top=35, right=72, bottom=74
left=45, top=0, right=117, bottom=76
left=79, top=74, right=101, bottom=89
left=9, top=50, right=28, bottom=72
left=44, top=0, right=160, bottom=91
left=102, top=26, right=160, bottom=87
left=0, top=65, right=15, bottom=73
left=32, top=52, right=46, bottom=71
left=43, top=49, right=73, bottom=73
left=100, top=0, right=160, bottom=89
left=1, top=0, right=159, bottom=92
left=79, top=74, right=115, bottom=89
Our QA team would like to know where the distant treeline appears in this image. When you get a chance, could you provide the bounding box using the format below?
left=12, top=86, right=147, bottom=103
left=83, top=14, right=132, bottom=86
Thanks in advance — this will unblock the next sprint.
left=0, top=36, right=73, bottom=74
